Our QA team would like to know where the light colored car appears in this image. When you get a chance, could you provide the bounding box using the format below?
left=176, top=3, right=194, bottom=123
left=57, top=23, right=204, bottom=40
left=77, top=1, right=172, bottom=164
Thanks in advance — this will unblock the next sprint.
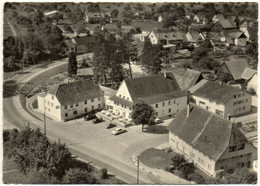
left=111, top=128, right=127, bottom=135
left=155, top=118, right=163, bottom=124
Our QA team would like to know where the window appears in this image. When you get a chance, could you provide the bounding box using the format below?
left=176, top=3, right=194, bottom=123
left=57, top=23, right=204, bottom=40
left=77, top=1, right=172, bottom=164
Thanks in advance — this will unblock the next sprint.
left=85, top=107, right=88, bottom=112
left=168, top=101, right=171, bottom=105
left=98, top=104, right=101, bottom=109
left=91, top=105, right=94, bottom=110
left=199, top=101, right=205, bottom=105
left=208, top=164, right=211, bottom=170
left=173, top=100, right=176, bottom=104
left=234, top=95, right=236, bottom=98
left=177, top=109, right=179, bottom=112
left=156, top=104, right=158, bottom=108
left=238, top=94, right=241, bottom=98
left=48, top=108, right=50, bottom=112
left=169, top=108, right=171, bottom=113
left=51, top=96, right=54, bottom=100
left=215, top=109, right=223, bottom=115
left=56, top=106, right=59, bottom=109
left=242, top=106, right=246, bottom=110
left=85, top=100, right=87, bottom=104
left=162, top=102, right=165, bottom=106
left=73, top=110, right=77, bottom=115
left=98, top=97, right=101, bottom=101
left=155, top=112, right=158, bottom=116
left=65, top=113, right=68, bottom=117
left=123, top=96, right=125, bottom=99
left=51, top=103, right=53, bottom=107
left=70, top=105, right=73, bottom=108
left=119, top=94, right=121, bottom=97
left=48, top=101, right=50, bottom=105
left=91, top=98, right=94, bottom=102
left=240, top=155, right=243, bottom=158
left=229, top=145, right=237, bottom=152
left=76, top=103, right=78, bottom=107
left=242, top=93, right=245, bottom=96
left=245, top=99, right=248, bottom=102
left=237, top=144, right=245, bottom=150
left=129, top=107, right=132, bottom=111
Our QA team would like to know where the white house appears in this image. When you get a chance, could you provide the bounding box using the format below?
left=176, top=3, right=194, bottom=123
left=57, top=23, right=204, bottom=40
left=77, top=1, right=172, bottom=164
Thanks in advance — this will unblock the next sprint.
left=247, top=73, right=258, bottom=96
left=190, top=80, right=252, bottom=118
left=37, top=79, right=104, bottom=122
left=109, top=74, right=188, bottom=120
left=193, top=14, right=206, bottom=25
left=168, top=104, right=257, bottom=177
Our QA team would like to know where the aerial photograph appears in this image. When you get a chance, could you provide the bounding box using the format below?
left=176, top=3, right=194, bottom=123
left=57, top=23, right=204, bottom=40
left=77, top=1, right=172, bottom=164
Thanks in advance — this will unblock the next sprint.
left=2, top=1, right=258, bottom=184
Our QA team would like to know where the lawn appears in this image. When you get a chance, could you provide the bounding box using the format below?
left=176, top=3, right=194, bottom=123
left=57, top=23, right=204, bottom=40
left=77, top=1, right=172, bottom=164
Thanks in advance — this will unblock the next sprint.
left=139, top=148, right=172, bottom=169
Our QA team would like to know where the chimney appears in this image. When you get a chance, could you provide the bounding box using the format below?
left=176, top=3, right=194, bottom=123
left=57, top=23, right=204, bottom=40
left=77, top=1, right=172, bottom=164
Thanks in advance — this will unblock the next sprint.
left=187, top=91, right=190, bottom=118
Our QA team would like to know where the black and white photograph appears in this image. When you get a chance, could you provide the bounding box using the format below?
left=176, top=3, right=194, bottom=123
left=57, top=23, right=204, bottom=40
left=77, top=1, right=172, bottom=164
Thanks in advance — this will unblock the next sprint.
left=2, top=1, right=258, bottom=184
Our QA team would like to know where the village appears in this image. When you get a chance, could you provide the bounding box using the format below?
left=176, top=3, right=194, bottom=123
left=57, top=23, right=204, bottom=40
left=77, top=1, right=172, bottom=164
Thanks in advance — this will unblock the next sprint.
left=3, top=2, right=258, bottom=184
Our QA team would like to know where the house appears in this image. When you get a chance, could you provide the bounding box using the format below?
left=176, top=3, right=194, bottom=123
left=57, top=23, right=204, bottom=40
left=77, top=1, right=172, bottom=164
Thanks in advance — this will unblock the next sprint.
left=164, top=68, right=203, bottom=91
left=71, top=36, right=95, bottom=54
left=100, top=85, right=117, bottom=110
left=148, top=29, right=186, bottom=49
left=190, top=80, right=252, bottom=118
left=209, top=32, right=222, bottom=46
left=219, top=60, right=249, bottom=80
left=185, top=31, right=205, bottom=47
left=63, top=39, right=76, bottom=55
left=193, top=14, right=206, bottom=25
left=109, top=74, right=188, bottom=120
left=212, top=14, right=225, bottom=24
left=228, top=31, right=247, bottom=46
left=214, top=19, right=237, bottom=30
left=168, top=104, right=257, bottom=177
left=241, top=67, right=257, bottom=81
left=37, top=80, right=104, bottom=121
left=132, top=31, right=150, bottom=42
left=158, top=14, right=169, bottom=22
left=85, top=12, right=103, bottom=24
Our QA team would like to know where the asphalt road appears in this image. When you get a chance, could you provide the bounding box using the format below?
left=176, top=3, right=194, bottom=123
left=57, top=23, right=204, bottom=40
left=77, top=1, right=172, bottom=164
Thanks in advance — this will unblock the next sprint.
left=3, top=56, right=187, bottom=184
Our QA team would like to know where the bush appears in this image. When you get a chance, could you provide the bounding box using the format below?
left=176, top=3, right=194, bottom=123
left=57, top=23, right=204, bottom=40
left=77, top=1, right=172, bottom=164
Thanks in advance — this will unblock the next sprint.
left=174, top=170, right=185, bottom=179
left=188, top=172, right=205, bottom=184
left=63, top=168, right=98, bottom=184
left=99, top=168, right=108, bottom=179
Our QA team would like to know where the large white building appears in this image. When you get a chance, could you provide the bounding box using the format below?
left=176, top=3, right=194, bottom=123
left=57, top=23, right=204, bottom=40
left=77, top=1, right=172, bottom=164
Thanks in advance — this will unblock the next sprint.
left=37, top=79, right=104, bottom=121
left=168, top=104, right=257, bottom=177
left=190, top=80, right=252, bottom=118
left=109, top=74, right=188, bottom=120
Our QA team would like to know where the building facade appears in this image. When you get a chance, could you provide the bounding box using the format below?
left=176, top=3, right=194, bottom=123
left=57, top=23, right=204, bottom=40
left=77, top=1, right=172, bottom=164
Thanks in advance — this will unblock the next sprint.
left=37, top=80, right=104, bottom=121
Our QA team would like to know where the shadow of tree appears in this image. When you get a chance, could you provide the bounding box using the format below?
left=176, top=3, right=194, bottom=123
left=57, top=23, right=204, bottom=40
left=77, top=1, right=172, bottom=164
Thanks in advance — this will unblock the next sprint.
left=3, top=80, right=17, bottom=98
left=144, top=125, right=168, bottom=134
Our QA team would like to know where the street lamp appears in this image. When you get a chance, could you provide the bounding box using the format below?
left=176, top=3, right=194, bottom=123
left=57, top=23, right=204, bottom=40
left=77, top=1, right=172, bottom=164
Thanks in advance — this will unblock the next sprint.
left=137, top=155, right=140, bottom=184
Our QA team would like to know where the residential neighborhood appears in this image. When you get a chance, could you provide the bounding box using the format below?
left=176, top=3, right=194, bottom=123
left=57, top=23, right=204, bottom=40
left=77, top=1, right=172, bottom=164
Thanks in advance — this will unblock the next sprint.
left=3, top=2, right=258, bottom=184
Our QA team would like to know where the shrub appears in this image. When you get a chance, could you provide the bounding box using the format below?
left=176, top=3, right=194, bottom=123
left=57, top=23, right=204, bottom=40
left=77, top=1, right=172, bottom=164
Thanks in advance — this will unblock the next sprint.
left=100, top=168, right=108, bottom=179
left=171, top=153, right=186, bottom=170
left=174, top=170, right=185, bottom=179
left=180, top=162, right=195, bottom=178
left=188, top=172, right=205, bottom=184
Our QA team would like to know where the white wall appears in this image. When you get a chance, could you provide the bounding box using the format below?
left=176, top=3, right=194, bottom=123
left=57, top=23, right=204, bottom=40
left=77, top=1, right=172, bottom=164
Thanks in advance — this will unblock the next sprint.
left=235, top=38, right=247, bottom=46
left=151, top=96, right=187, bottom=118
left=149, top=31, right=158, bottom=44
left=43, top=94, right=62, bottom=121
left=169, top=132, right=216, bottom=176
left=116, top=81, right=133, bottom=102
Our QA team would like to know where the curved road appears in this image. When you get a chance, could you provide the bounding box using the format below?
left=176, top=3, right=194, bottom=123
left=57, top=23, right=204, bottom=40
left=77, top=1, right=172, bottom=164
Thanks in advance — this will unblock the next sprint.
left=3, top=57, right=187, bottom=184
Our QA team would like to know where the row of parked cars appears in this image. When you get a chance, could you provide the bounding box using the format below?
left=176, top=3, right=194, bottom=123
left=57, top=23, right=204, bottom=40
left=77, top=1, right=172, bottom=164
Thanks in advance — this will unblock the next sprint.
left=84, top=113, right=127, bottom=135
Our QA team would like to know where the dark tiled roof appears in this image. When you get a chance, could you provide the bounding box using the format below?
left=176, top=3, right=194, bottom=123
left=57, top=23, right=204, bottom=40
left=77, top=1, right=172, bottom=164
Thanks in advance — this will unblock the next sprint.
left=219, top=19, right=237, bottom=29
left=223, top=60, right=249, bottom=80
left=124, top=74, right=182, bottom=103
left=73, top=36, right=95, bottom=46
left=49, top=79, right=103, bottom=106
left=167, top=104, right=248, bottom=161
left=193, top=80, right=242, bottom=104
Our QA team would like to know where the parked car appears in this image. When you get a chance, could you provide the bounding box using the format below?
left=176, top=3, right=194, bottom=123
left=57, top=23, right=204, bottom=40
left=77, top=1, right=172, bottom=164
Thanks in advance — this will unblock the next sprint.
left=155, top=118, right=163, bottom=124
left=111, top=128, right=127, bottom=135
left=84, top=114, right=97, bottom=121
left=106, top=123, right=116, bottom=129
left=92, top=118, right=104, bottom=124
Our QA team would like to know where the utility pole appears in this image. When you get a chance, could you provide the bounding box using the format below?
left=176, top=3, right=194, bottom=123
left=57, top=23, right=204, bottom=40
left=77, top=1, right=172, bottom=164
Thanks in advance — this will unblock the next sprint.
left=43, top=100, right=46, bottom=136
left=137, top=155, right=140, bottom=184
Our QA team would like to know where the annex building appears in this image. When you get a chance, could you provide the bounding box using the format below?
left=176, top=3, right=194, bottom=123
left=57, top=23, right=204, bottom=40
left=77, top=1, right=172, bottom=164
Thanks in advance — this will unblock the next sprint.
left=37, top=79, right=104, bottom=121
left=168, top=104, right=257, bottom=177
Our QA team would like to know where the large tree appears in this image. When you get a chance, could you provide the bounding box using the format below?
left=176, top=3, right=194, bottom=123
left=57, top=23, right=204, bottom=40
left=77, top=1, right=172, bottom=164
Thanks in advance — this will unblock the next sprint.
left=131, top=100, right=155, bottom=131
left=68, top=51, right=77, bottom=77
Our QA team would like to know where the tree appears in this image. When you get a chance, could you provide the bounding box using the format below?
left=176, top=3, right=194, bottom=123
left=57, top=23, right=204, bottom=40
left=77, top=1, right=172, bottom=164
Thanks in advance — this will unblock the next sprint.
left=68, top=51, right=77, bottom=77
left=110, top=9, right=119, bottom=18
left=87, top=3, right=101, bottom=13
left=188, top=172, right=205, bottom=184
left=52, top=12, right=64, bottom=24
left=221, top=168, right=257, bottom=184
left=170, top=153, right=186, bottom=170
left=131, top=100, right=155, bottom=131
left=62, top=168, right=98, bottom=184
left=216, top=69, right=233, bottom=83
left=30, top=10, right=44, bottom=26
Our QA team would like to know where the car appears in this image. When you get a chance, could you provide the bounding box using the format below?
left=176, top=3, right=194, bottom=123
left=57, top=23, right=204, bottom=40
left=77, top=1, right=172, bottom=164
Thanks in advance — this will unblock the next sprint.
left=155, top=118, right=163, bottom=124
left=92, top=118, right=104, bottom=124
left=84, top=114, right=97, bottom=121
left=106, top=123, right=116, bottom=129
left=111, top=128, right=127, bottom=135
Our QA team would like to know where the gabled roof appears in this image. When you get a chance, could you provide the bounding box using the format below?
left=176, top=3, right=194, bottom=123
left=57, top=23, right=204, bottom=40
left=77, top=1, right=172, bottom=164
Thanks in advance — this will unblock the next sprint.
left=153, top=30, right=185, bottom=41
left=168, top=104, right=248, bottom=161
left=124, top=74, right=184, bottom=103
left=209, top=32, right=221, bottom=41
left=241, top=67, right=257, bottom=80
left=73, top=36, right=95, bottom=45
left=49, top=79, right=103, bottom=106
left=228, top=31, right=245, bottom=39
left=166, top=68, right=203, bottom=91
left=223, top=60, right=249, bottom=80
left=64, top=39, right=75, bottom=48
left=195, top=14, right=206, bottom=20
left=218, top=19, right=237, bottom=29
left=193, top=80, right=242, bottom=104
